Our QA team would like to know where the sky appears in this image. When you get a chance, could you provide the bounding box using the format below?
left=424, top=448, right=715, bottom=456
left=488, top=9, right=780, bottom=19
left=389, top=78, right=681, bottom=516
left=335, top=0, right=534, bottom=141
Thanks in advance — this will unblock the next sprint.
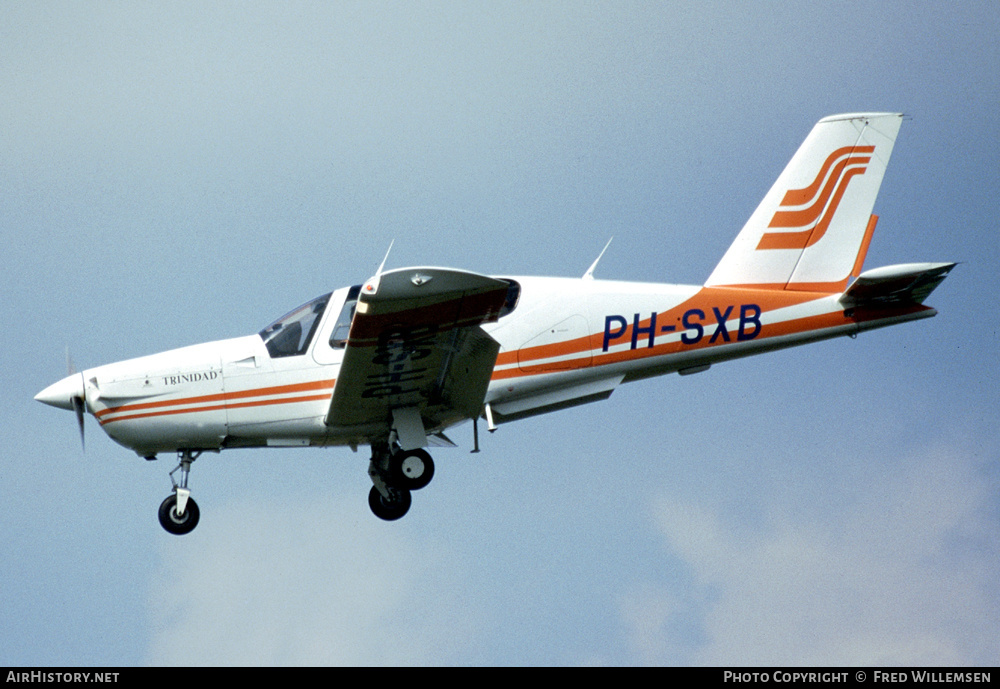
left=2, top=1, right=998, bottom=666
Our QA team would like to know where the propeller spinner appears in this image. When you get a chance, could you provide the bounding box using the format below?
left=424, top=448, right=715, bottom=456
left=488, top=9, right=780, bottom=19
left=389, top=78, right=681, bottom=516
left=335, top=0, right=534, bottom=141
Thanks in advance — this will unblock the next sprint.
left=35, top=356, right=87, bottom=450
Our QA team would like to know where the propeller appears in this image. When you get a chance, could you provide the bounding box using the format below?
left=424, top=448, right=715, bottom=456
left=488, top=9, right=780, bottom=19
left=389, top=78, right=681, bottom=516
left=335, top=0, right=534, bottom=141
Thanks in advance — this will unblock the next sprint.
left=35, top=349, right=89, bottom=450
left=66, top=348, right=86, bottom=451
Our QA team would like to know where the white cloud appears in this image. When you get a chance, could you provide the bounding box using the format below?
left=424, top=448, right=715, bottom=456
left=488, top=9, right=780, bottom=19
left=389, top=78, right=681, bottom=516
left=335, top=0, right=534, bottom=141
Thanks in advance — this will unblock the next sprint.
left=145, top=495, right=478, bottom=666
left=623, top=445, right=999, bottom=666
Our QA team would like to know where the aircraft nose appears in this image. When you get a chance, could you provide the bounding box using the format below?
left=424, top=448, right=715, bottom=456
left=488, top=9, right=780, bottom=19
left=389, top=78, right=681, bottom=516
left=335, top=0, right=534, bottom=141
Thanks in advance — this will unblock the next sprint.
left=35, top=373, right=85, bottom=411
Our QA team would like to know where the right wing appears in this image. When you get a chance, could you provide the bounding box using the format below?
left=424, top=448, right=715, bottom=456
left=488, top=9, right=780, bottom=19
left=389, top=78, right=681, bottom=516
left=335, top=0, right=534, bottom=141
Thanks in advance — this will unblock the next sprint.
left=325, top=267, right=511, bottom=447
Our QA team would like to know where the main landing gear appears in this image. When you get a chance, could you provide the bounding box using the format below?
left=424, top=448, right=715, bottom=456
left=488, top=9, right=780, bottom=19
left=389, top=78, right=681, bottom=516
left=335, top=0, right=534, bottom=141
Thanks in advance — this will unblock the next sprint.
left=367, top=442, right=435, bottom=521
left=158, top=450, right=201, bottom=535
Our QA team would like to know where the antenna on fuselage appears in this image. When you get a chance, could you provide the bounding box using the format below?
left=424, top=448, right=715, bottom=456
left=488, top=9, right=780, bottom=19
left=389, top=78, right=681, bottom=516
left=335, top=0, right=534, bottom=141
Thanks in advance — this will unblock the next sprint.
left=583, top=237, right=613, bottom=280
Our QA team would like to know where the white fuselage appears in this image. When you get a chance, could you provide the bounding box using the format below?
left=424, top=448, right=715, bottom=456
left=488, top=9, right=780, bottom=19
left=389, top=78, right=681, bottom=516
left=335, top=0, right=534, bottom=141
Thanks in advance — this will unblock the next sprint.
left=55, top=274, right=932, bottom=458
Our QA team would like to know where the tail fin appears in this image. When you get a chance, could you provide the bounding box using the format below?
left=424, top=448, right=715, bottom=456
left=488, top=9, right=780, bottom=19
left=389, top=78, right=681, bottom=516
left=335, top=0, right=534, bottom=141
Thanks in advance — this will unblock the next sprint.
left=706, top=113, right=904, bottom=292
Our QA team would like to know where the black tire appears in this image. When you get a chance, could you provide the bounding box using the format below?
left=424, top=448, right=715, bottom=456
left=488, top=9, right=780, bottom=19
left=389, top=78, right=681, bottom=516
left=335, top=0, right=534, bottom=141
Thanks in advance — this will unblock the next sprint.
left=390, top=449, right=435, bottom=491
left=158, top=494, right=200, bottom=535
left=368, top=485, right=412, bottom=521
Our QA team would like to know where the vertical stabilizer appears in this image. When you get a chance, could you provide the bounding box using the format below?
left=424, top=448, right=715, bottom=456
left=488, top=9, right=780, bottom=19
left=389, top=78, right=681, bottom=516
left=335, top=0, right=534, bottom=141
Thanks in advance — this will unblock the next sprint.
left=705, top=113, right=903, bottom=291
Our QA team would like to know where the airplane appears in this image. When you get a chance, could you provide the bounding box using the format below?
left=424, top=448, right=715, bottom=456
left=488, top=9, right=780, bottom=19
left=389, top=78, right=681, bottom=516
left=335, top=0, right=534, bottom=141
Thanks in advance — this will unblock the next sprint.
left=35, top=112, right=955, bottom=534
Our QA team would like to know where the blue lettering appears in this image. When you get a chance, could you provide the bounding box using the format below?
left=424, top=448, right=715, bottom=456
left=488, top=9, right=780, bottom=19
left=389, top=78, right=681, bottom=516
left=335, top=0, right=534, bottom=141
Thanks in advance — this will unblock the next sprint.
left=710, top=306, right=734, bottom=343
left=681, top=309, right=705, bottom=345
left=738, top=304, right=762, bottom=340
left=631, top=312, right=657, bottom=349
left=603, top=315, right=628, bottom=352
left=611, top=303, right=760, bottom=349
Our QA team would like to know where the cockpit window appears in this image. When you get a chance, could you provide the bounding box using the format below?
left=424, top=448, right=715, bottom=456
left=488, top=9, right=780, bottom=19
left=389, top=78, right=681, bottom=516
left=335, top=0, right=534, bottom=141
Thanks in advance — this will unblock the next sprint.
left=329, top=284, right=361, bottom=348
left=259, top=292, right=331, bottom=358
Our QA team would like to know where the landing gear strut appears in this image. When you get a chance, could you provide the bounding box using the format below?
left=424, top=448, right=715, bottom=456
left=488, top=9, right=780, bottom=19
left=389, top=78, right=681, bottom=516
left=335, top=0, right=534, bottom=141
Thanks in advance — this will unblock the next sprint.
left=367, top=442, right=435, bottom=521
left=158, top=450, right=201, bottom=535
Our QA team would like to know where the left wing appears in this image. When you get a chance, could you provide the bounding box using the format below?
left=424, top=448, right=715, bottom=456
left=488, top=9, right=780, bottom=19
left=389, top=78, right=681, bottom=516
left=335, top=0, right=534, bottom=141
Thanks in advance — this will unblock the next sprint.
left=325, top=267, right=511, bottom=448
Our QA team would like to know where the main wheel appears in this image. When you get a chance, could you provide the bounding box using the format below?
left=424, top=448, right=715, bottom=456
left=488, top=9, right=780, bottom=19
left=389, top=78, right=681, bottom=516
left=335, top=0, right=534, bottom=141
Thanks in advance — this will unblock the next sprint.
left=158, top=494, right=201, bottom=535
left=390, top=449, right=435, bottom=491
left=368, top=486, right=412, bottom=521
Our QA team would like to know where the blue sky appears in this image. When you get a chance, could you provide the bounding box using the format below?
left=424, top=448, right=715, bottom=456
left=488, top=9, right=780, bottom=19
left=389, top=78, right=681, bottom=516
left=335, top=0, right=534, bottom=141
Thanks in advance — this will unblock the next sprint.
left=3, top=2, right=998, bottom=666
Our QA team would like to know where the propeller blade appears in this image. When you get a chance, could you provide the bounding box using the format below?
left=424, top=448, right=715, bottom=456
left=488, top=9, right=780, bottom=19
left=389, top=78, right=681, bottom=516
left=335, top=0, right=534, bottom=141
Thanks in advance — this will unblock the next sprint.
left=72, top=395, right=86, bottom=451
left=67, top=348, right=85, bottom=451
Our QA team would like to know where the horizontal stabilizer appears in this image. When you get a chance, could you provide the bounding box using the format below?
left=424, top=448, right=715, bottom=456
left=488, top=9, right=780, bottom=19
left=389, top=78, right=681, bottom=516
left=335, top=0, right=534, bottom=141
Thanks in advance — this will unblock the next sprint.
left=839, top=262, right=956, bottom=307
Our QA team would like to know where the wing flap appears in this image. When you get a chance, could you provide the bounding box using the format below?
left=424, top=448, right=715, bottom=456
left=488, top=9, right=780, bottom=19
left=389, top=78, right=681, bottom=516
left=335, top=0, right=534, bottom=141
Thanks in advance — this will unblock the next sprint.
left=326, top=268, right=509, bottom=439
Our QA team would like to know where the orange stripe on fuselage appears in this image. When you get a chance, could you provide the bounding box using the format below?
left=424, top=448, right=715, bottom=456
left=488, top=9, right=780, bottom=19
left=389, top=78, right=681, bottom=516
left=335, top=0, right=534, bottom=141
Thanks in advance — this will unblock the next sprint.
left=96, top=379, right=336, bottom=425
left=493, top=288, right=933, bottom=384
left=98, top=393, right=333, bottom=426
left=494, top=287, right=829, bottom=374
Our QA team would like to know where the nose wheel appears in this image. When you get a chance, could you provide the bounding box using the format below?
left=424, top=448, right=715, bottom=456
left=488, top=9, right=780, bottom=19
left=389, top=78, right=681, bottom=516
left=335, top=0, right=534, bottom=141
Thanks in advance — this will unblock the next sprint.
left=158, top=492, right=200, bottom=535
left=158, top=450, right=202, bottom=535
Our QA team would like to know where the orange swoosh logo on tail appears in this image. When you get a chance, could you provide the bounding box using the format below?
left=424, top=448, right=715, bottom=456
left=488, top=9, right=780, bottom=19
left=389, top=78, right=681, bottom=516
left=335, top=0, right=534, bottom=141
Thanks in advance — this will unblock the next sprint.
left=757, top=145, right=873, bottom=251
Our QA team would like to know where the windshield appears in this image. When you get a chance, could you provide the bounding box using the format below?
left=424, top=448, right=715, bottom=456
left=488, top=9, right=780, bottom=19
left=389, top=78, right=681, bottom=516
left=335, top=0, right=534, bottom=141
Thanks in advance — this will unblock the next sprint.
left=259, top=293, right=331, bottom=358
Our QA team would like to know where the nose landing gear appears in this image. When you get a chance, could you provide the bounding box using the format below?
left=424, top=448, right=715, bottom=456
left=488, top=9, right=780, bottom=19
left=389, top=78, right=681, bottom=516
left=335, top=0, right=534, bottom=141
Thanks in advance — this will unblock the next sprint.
left=158, top=450, right=201, bottom=535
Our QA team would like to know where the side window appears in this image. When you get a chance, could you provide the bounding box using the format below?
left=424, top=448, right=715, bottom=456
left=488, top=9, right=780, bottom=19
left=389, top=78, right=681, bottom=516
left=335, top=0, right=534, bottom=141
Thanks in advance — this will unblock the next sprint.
left=329, top=284, right=361, bottom=349
left=259, top=293, right=332, bottom=358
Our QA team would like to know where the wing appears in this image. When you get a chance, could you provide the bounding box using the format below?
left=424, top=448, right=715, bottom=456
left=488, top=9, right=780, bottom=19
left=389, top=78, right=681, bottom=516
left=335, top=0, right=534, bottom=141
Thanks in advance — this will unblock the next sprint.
left=325, top=267, right=511, bottom=448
